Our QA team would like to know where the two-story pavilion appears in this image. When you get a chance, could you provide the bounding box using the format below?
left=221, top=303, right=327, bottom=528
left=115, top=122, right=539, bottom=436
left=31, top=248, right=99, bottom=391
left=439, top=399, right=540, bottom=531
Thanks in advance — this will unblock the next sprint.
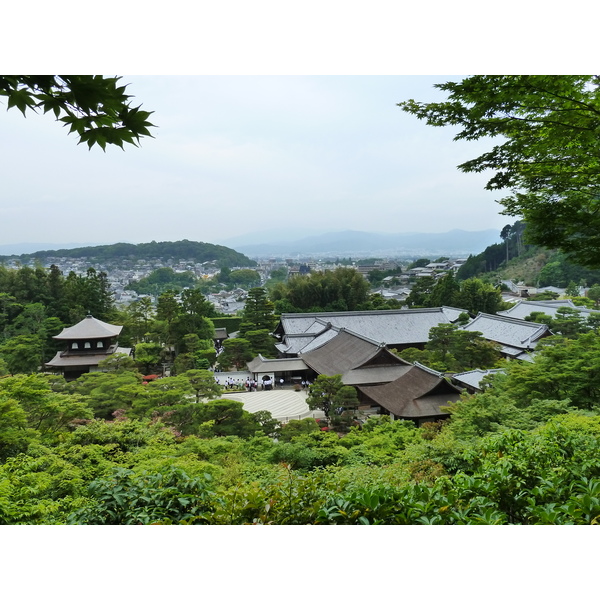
left=45, top=314, right=132, bottom=380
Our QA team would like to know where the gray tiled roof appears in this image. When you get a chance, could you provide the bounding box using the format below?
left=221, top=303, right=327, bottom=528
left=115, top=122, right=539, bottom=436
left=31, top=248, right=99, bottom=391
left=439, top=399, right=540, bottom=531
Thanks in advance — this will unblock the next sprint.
left=452, top=369, right=504, bottom=391
left=246, top=355, right=308, bottom=373
left=54, top=315, right=122, bottom=340
left=440, top=306, right=466, bottom=321
left=297, top=329, right=340, bottom=353
left=461, top=313, right=549, bottom=350
left=277, top=308, right=462, bottom=350
left=498, top=300, right=599, bottom=321
left=305, top=320, right=332, bottom=334
left=275, top=335, right=319, bottom=355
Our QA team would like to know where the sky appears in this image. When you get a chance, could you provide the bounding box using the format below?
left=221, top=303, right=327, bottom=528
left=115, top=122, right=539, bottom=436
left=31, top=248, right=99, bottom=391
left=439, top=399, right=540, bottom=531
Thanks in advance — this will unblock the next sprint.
left=0, top=75, right=515, bottom=249
left=2, top=0, right=594, bottom=252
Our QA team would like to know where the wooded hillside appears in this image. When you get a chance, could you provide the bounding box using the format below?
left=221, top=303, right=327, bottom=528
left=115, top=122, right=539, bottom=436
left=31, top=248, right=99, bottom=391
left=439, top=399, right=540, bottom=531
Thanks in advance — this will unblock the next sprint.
left=1, top=240, right=256, bottom=268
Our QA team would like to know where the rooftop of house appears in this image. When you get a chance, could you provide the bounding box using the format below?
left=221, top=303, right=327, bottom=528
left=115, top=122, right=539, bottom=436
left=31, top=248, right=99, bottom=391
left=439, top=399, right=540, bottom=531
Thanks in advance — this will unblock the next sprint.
left=300, top=329, right=409, bottom=378
left=246, top=355, right=308, bottom=374
left=46, top=346, right=132, bottom=368
left=451, top=368, right=505, bottom=391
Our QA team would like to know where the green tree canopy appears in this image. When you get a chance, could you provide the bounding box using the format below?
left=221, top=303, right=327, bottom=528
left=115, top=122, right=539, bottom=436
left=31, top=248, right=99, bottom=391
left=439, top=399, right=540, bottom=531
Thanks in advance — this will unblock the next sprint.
left=126, top=268, right=197, bottom=295
left=67, top=370, right=143, bottom=419
left=0, top=75, right=155, bottom=150
left=399, top=75, right=600, bottom=267
left=0, top=373, right=92, bottom=436
left=398, top=323, right=502, bottom=372
left=218, top=338, right=254, bottom=371
left=306, top=374, right=359, bottom=423
left=270, top=268, right=371, bottom=312
left=239, top=288, right=277, bottom=334
left=0, top=335, right=44, bottom=374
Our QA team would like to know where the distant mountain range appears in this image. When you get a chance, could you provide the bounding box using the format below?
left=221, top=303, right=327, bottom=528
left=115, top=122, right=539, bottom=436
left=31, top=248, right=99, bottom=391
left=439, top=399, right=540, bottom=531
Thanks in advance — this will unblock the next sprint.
left=0, top=229, right=502, bottom=263
left=230, top=229, right=502, bottom=258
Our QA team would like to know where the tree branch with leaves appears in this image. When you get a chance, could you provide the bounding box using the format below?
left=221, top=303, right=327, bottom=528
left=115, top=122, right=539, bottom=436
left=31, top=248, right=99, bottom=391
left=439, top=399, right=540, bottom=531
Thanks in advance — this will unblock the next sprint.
left=0, top=75, right=155, bottom=150
left=399, top=76, right=600, bottom=267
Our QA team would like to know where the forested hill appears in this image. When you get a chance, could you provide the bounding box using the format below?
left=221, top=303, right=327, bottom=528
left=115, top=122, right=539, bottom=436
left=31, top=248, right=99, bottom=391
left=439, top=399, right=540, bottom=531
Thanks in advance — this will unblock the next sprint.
left=456, top=223, right=600, bottom=287
left=2, top=240, right=257, bottom=267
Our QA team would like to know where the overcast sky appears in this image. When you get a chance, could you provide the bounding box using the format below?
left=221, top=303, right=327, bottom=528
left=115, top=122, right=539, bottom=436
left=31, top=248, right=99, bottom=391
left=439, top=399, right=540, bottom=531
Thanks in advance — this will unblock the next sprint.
left=0, top=75, right=514, bottom=249
left=3, top=2, right=591, bottom=252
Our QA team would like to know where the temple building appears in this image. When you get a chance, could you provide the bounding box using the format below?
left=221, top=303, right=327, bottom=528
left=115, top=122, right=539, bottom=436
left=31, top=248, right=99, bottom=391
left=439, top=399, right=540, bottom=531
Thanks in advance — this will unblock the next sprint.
left=45, top=314, right=132, bottom=379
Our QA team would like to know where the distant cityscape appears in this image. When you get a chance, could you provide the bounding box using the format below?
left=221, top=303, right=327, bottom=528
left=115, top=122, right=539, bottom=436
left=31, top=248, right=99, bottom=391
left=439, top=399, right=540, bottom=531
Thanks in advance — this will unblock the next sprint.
left=0, top=250, right=473, bottom=315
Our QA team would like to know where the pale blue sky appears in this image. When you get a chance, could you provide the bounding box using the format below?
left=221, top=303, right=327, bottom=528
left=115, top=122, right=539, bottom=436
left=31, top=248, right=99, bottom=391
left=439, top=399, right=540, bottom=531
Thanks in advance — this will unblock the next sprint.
left=0, top=75, right=512, bottom=248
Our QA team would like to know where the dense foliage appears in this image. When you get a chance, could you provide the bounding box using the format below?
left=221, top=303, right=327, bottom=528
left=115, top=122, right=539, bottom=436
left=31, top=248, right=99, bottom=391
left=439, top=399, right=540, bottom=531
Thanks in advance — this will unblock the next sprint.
left=0, top=265, right=116, bottom=373
left=4, top=239, right=255, bottom=268
left=269, top=267, right=401, bottom=313
left=397, top=323, right=502, bottom=372
left=0, top=75, right=155, bottom=150
left=1, top=323, right=600, bottom=524
left=457, top=239, right=600, bottom=287
left=234, top=287, right=278, bottom=358
left=405, top=273, right=506, bottom=315
left=400, top=75, right=600, bottom=268
left=125, top=268, right=198, bottom=295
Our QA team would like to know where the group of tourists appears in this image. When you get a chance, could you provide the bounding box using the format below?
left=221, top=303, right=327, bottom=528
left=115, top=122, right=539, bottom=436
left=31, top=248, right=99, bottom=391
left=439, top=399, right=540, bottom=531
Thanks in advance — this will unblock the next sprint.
left=213, top=375, right=312, bottom=392
left=215, top=376, right=245, bottom=391
left=245, top=377, right=259, bottom=391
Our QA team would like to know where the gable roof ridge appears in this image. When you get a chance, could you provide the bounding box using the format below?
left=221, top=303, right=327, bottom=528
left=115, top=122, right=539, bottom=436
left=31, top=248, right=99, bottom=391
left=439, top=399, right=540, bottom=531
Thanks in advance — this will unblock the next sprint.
left=413, top=361, right=444, bottom=377
left=470, top=312, right=548, bottom=329
left=336, top=327, right=386, bottom=347
left=282, top=307, right=446, bottom=319
left=352, top=345, right=410, bottom=370
left=453, top=367, right=503, bottom=377
left=53, top=315, right=122, bottom=340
